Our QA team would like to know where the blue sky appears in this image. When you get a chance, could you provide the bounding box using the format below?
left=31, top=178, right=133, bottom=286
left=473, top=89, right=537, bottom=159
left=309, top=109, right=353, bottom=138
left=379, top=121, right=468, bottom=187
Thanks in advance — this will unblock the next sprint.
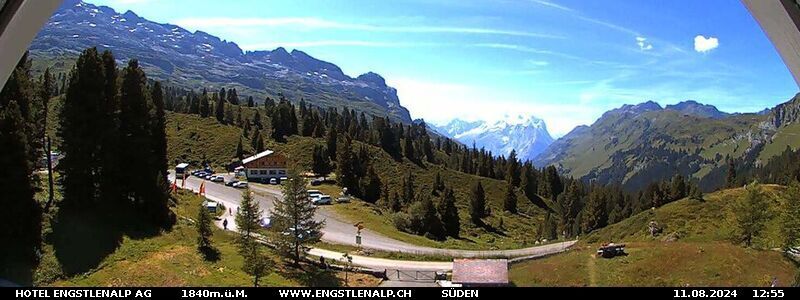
left=90, top=0, right=798, bottom=136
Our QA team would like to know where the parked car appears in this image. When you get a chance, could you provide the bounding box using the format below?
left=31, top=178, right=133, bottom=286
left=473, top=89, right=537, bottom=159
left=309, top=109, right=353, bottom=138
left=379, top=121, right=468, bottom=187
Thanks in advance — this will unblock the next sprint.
left=269, top=178, right=278, bottom=185
left=307, top=190, right=322, bottom=201
left=232, top=182, right=248, bottom=188
left=225, top=180, right=239, bottom=187
left=259, top=217, right=271, bottom=229
left=210, top=176, right=224, bottom=183
left=312, top=195, right=332, bottom=205
left=310, top=179, right=322, bottom=186
left=336, top=196, right=351, bottom=203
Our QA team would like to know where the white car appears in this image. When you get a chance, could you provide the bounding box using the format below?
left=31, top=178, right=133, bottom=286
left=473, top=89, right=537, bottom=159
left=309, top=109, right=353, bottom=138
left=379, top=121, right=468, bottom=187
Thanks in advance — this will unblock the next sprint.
left=210, top=175, right=224, bottom=182
left=312, top=195, right=332, bottom=205
left=232, top=182, right=248, bottom=188
left=259, top=217, right=271, bottom=229
left=307, top=190, right=322, bottom=200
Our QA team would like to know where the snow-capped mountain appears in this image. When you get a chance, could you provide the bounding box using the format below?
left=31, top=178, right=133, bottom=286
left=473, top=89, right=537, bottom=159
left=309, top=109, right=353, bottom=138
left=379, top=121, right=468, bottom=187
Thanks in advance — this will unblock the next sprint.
left=433, top=114, right=554, bottom=161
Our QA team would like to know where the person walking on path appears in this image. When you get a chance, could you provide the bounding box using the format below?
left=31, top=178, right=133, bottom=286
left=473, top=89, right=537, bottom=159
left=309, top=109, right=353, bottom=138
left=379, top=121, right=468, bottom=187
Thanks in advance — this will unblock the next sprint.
left=223, top=219, right=228, bottom=230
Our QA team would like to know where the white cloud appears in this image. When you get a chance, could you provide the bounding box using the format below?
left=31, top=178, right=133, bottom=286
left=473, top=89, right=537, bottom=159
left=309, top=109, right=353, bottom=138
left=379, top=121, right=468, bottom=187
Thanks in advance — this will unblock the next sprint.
left=530, top=0, right=576, bottom=12
left=239, top=40, right=443, bottom=51
left=636, top=36, right=653, bottom=51
left=694, top=35, right=719, bottom=53
left=172, top=17, right=564, bottom=39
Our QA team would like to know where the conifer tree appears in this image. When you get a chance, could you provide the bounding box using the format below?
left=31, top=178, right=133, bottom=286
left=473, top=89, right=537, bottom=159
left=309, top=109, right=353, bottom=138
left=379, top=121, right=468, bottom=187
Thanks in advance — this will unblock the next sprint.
left=196, top=202, right=214, bottom=256
left=199, top=88, right=210, bottom=117
left=732, top=182, right=770, bottom=247
left=270, top=171, right=324, bottom=265
left=438, top=188, right=460, bottom=237
left=214, top=93, right=225, bottom=123
left=470, top=181, right=487, bottom=224
left=360, top=166, right=382, bottom=203
left=781, top=181, right=800, bottom=251
left=503, top=182, right=518, bottom=213
left=59, top=47, right=107, bottom=208
left=326, top=128, right=337, bottom=160
left=0, top=100, right=41, bottom=268
left=336, top=138, right=358, bottom=194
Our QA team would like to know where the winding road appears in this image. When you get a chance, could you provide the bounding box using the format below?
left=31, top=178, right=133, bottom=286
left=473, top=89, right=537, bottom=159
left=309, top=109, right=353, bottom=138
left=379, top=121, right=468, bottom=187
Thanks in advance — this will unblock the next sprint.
left=170, top=173, right=576, bottom=270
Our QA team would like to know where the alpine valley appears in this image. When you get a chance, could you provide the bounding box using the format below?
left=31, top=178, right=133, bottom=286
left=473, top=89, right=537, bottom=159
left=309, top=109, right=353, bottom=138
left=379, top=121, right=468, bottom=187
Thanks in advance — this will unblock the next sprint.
left=533, top=98, right=800, bottom=192
left=28, top=0, right=800, bottom=195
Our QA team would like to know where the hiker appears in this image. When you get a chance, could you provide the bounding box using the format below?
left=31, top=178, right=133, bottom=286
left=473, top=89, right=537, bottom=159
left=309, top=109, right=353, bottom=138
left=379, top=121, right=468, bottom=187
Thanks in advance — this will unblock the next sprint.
left=229, top=207, right=232, bottom=216
left=320, top=256, right=326, bottom=269
left=223, top=219, right=228, bottom=230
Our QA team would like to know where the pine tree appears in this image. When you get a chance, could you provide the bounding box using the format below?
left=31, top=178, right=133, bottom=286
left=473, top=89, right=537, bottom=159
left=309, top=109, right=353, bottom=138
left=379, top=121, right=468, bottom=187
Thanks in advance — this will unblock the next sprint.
left=336, top=138, right=358, bottom=194
left=360, top=166, right=382, bottom=203
left=214, top=93, right=225, bottom=123
left=251, top=130, right=264, bottom=153
left=326, top=128, right=337, bottom=160
left=236, top=137, right=244, bottom=159
left=199, top=88, right=210, bottom=117
left=235, top=189, right=273, bottom=285
left=503, top=182, right=518, bottom=213
left=506, top=150, right=520, bottom=186
left=235, top=189, right=262, bottom=250
left=196, top=202, right=214, bottom=256
left=247, top=96, right=254, bottom=107
left=270, top=170, right=324, bottom=265
left=581, top=190, right=608, bottom=233
left=669, top=174, right=687, bottom=202
left=438, top=188, right=460, bottom=237
left=0, top=100, right=41, bottom=267
left=227, top=88, right=239, bottom=105
left=150, top=81, right=168, bottom=172
left=470, top=181, right=487, bottom=224
left=781, top=181, right=800, bottom=251
left=311, top=145, right=332, bottom=177
left=242, top=243, right=272, bottom=287
left=389, top=192, right=402, bottom=212
left=731, top=182, right=770, bottom=247
left=420, top=195, right=444, bottom=239
left=59, top=47, right=107, bottom=208
left=726, top=158, right=737, bottom=188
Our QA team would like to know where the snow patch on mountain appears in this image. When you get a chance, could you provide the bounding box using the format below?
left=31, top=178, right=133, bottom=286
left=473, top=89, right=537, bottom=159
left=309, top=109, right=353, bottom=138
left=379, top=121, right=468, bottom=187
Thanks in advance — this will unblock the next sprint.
left=433, top=114, right=554, bottom=161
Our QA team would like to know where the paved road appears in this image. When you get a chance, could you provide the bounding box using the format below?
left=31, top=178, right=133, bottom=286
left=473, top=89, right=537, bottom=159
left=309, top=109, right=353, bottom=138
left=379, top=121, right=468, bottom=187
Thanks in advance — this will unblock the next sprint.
left=170, top=173, right=576, bottom=261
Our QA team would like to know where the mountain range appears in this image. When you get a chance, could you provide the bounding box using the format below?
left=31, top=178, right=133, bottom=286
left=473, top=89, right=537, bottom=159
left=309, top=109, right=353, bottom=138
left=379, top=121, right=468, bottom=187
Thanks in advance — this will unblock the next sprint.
left=433, top=114, right=554, bottom=161
left=28, top=0, right=800, bottom=193
left=534, top=98, right=800, bottom=191
left=29, top=0, right=412, bottom=122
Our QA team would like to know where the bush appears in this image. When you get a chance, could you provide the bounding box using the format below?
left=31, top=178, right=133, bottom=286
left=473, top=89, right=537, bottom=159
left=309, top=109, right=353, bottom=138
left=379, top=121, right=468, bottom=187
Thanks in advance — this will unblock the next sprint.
left=391, top=212, right=411, bottom=232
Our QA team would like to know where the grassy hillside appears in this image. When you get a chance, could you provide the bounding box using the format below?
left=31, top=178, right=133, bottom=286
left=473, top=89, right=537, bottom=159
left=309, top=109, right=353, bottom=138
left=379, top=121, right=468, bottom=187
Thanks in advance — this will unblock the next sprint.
left=583, top=185, right=787, bottom=248
left=509, top=186, right=799, bottom=286
left=510, top=241, right=796, bottom=287
left=166, top=112, right=254, bottom=169
left=275, top=135, right=551, bottom=250
left=535, top=104, right=779, bottom=191
left=21, top=174, right=377, bottom=287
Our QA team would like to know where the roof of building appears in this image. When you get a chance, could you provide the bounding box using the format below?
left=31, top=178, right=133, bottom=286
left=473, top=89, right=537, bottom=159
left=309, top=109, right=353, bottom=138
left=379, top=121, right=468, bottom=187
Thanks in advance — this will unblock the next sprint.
left=242, top=150, right=275, bottom=165
left=451, top=259, right=508, bottom=285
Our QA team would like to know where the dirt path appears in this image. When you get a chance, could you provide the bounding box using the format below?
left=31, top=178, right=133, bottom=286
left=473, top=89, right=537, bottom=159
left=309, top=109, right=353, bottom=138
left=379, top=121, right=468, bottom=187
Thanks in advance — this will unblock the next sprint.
left=587, top=254, right=598, bottom=287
